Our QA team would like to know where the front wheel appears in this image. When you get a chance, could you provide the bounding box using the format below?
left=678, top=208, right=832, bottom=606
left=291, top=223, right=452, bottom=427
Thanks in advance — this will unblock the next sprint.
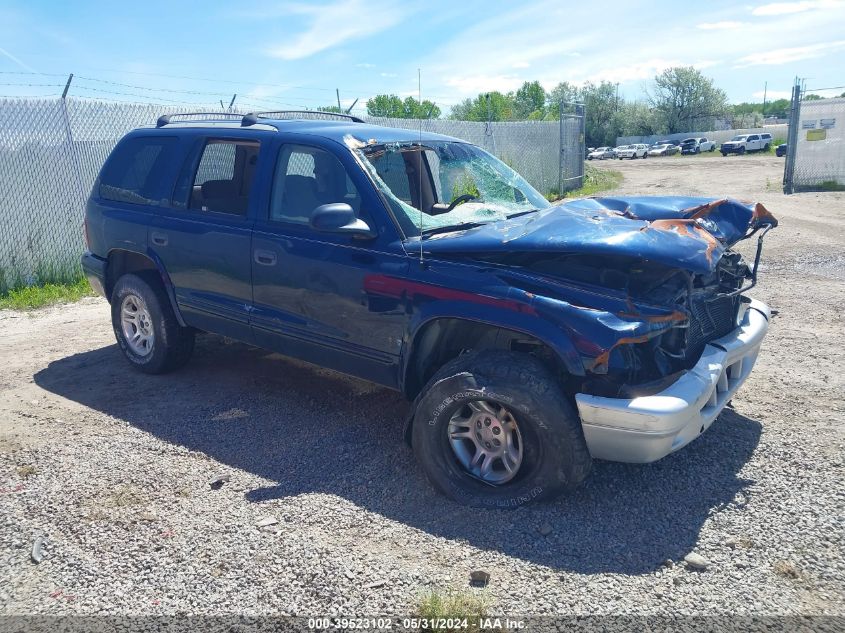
left=721, top=152, right=728, bottom=157
left=411, top=350, right=592, bottom=507
left=738, top=146, right=746, bottom=155
left=111, top=273, right=195, bottom=374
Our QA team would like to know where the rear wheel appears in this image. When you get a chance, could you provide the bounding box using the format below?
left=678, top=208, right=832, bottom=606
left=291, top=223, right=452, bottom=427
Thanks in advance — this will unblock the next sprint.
left=111, top=273, right=194, bottom=374
left=411, top=350, right=592, bottom=507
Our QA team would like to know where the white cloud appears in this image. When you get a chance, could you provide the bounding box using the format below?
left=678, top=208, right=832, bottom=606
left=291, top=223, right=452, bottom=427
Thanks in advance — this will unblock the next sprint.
left=511, top=61, right=531, bottom=69
left=697, top=21, right=745, bottom=29
left=265, top=0, right=409, bottom=60
left=583, top=58, right=684, bottom=84
left=752, top=0, right=843, bottom=16
left=380, top=72, right=397, bottom=78
left=735, top=39, right=845, bottom=65
left=355, top=62, right=376, bottom=69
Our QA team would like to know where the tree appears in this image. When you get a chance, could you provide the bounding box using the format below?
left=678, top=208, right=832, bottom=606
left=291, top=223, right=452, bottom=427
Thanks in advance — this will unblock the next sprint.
left=318, top=105, right=343, bottom=113
left=366, top=94, right=405, bottom=117
left=804, top=93, right=822, bottom=101
left=449, top=92, right=514, bottom=121
left=513, top=81, right=547, bottom=119
left=545, top=81, right=579, bottom=119
left=580, top=81, right=620, bottom=147
left=366, top=94, right=441, bottom=118
left=649, top=66, right=728, bottom=133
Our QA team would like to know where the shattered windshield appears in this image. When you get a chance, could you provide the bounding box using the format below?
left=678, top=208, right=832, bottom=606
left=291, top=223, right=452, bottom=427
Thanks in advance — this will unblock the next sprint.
left=352, top=139, right=549, bottom=237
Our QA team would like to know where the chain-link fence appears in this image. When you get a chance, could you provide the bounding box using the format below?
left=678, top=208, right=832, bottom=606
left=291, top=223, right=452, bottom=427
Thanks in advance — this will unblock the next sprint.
left=0, top=97, right=583, bottom=291
left=783, top=87, right=845, bottom=193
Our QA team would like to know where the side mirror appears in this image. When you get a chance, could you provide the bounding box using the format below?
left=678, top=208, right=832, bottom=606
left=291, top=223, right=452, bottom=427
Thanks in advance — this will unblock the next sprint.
left=310, top=203, right=375, bottom=238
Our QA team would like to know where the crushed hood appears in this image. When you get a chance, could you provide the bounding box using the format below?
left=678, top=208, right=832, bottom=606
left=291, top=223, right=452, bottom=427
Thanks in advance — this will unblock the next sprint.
left=414, top=196, right=777, bottom=274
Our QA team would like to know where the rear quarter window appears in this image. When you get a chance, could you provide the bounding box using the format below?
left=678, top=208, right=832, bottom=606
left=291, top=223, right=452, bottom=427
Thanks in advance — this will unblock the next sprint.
left=99, top=136, right=177, bottom=205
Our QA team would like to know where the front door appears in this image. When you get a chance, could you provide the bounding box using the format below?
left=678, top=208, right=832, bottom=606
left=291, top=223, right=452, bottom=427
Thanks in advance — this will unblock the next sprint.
left=250, top=142, right=408, bottom=387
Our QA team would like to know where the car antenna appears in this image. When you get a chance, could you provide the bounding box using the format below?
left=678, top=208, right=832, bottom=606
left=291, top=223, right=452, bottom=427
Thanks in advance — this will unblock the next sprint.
left=418, top=67, right=424, bottom=266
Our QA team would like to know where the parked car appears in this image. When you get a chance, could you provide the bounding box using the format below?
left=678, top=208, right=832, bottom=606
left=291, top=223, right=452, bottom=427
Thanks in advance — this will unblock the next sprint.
left=721, top=134, right=766, bottom=155
left=648, top=143, right=674, bottom=157
left=655, top=141, right=680, bottom=156
left=82, top=111, right=778, bottom=507
left=776, top=143, right=787, bottom=157
left=617, top=143, right=649, bottom=159
left=680, top=137, right=716, bottom=154
left=587, top=147, right=615, bottom=160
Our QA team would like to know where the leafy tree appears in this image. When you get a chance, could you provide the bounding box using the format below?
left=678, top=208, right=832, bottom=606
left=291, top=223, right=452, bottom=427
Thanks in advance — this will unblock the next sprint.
left=513, top=81, right=547, bottom=119
left=649, top=66, right=728, bottom=133
left=804, top=93, right=822, bottom=101
left=318, top=105, right=343, bottom=113
left=402, top=96, right=441, bottom=119
left=366, top=94, right=440, bottom=118
left=449, top=92, right=514, bottom=121
left=366, top=94, right=404, bottom=117
left=580, top=81, right=620, bottom=147
left=545, top=81, right=579, bottom=119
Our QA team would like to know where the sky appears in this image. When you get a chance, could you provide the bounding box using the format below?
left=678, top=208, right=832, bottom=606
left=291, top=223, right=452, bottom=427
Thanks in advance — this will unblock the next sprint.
left=1, top=0, right=844, bottom=115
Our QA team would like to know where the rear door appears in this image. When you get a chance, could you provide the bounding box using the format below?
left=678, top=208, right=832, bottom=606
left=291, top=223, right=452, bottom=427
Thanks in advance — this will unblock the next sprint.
left=150, top=135, right=267, bottom=341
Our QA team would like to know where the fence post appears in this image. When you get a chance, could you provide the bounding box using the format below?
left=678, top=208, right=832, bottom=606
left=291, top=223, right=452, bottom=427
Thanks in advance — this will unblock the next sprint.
left=783, top=81, right=801, bottom=194
left=59, top=85, right=89, bottom=231
left=558, top=101, right=564, bottom=195
left=575, top=102, right=586, bottom=189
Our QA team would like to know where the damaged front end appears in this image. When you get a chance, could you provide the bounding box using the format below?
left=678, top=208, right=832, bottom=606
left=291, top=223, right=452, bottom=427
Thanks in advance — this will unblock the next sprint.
left=470, top=196, right=777, bottom=399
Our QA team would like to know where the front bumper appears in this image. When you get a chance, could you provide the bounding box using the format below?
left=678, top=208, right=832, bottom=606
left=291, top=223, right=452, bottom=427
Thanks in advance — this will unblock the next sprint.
left=575, top=299, right=770, bottom=463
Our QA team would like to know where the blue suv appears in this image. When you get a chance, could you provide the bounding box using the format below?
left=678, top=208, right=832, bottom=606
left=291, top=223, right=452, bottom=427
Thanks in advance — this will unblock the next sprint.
left=82, top=112, right=777, bottom=507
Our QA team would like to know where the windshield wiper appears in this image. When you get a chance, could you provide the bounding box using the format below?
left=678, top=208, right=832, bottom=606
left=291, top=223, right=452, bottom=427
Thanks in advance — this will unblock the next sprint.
left=505, top=208, right=541, bottom=219
left=420, top=221, right=491, bottom=237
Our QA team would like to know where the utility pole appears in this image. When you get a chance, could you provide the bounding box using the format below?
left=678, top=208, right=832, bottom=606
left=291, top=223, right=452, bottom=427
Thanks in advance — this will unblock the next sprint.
left=336, top=88, right=342, bottom=111
left=762, top=81, right=767, bottom=117
left=228, top=94, right=237, bottom=111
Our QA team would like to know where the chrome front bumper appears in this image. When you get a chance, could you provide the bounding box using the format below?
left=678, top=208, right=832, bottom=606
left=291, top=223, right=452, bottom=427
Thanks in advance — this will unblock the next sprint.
left=575, top=299, right=770, bottom=463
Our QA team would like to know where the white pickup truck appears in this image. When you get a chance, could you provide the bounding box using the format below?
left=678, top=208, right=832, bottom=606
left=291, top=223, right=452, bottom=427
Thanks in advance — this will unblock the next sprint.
left=616, top=144, right=649, bottom=159
left=680, top=137, right=716, bottom=154
left=720, top=133, right=770, bottom=156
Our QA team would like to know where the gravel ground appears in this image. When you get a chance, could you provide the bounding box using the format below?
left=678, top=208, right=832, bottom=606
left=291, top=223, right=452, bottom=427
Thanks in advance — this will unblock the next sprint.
left=1, top=154, right=843, bottom=618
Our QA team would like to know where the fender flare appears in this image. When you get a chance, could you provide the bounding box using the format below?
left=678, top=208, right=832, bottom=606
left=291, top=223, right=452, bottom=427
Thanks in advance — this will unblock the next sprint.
left=398, top=300, right=586, bottom=396
left=106, top=248, right=187, bottom=328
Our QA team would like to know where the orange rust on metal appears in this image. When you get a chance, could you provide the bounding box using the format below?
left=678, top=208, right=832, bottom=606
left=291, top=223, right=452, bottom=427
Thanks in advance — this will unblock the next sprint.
left=617, top=309, right=688, bottom=324
left=752, top=202, right=777, bottom=224
left=590, top=334, right=653, bottom=372
left=644, top=218, right=720, bottom=265
left=686, top=198, right=729, bottom=219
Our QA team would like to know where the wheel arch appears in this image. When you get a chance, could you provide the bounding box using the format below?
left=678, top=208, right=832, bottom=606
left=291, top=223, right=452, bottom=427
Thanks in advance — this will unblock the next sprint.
left=400, top=311, right=585, bottom=402
left=105, top=248, right=186, bottom=327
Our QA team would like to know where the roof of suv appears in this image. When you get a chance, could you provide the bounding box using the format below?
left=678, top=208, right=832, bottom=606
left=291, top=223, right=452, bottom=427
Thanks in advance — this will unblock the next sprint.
left=146, top=112, right=461, bottom=145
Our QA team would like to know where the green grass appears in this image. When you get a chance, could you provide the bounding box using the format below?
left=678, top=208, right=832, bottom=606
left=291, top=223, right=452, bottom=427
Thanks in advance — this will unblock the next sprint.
left=415, top=589, right=490, bottom=632
left=554, top=163, right=623, bottom=200
left=0, top=276, right=94, bottom=310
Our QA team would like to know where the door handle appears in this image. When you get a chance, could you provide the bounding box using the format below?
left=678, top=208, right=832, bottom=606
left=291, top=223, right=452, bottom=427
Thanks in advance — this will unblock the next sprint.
left=151, top=232, right=168, bottom=246
left=254, top=249, right=277, bottom=266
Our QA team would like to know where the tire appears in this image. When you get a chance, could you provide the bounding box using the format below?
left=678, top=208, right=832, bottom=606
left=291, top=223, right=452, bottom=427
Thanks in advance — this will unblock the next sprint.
left=411, top=350, right=592, bottom=508
left=111, top=272, right=195, bottom=374
left=709, top=145, right=715, bottom=152
left=721, top=152, right=728, bottom=157
left=738, top=146, right=746, bottom=155
left=764, top=144, right=770, bottom=152
left=695, top=147, right=700, bottom=154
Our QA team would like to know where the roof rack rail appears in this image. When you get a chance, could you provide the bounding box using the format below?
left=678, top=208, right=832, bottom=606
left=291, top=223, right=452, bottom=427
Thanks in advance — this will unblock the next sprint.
left=241, top=110, right=365, bottom=126
left=156, top=112, right=245, bottom=128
